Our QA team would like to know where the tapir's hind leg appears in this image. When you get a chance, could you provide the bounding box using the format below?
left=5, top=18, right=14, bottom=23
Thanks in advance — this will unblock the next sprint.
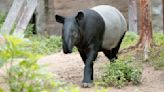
left=103, top=50, right=116, bottom=62
left=111, top=32, right=126, bottom=60
left=103, top=32, right=126, bottom=62
left=78, top=49, right=87, bottom=63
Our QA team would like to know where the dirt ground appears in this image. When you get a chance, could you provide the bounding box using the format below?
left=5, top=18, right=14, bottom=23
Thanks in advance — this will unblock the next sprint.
left=38, top=52, right=164, bottom=92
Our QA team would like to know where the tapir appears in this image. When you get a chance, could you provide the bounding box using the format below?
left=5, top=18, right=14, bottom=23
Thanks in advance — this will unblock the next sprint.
left=55, top=5, right=127, bottom=88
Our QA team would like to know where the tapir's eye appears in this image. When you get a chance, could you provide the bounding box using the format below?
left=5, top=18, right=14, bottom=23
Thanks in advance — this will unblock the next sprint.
left=73, top=31, right=78, bottom=38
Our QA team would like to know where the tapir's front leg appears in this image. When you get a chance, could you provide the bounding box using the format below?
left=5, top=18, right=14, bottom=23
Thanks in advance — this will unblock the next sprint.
left=82, top=45, right=98, bottom=88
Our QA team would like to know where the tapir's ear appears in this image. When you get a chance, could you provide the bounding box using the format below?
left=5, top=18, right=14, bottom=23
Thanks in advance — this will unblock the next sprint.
left=55, top=15, right=65, bottom=24
left=75, top=11, right=84, bottom=22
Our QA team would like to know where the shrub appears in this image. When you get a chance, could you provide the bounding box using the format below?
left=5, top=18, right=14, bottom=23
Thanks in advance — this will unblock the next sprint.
left=29, top=35, right=62, bottom=55
left=28, top=35, right=79, bottom=55
left=121, top=32, right=139, bottom=49
left=24, top=24, right=35, bottom=37
left=0, top=13, right=6, bottom=29
left=95, top=87, right=108, bottom=92
left=153, top=32, right=164, bottom=46
left=149, top=32, right=164, bottom=70
left=150, top=47, right=164, bottom=70
left=102, top=60, right=141, bottom=88
left=0, top=35, right=79, bottom=92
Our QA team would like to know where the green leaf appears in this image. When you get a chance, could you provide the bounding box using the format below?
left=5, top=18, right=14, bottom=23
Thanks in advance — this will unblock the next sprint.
left=0, top=88, right=4, bottom=92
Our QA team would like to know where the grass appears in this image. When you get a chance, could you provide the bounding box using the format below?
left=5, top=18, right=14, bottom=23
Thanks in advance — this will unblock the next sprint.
left=150, top=32, right=164, bottom=70
left=149, top=46, right=164, bottom=70
left=153, top=32, right=164, bottom=46
left=0, top=13, right=6, bottom=29
left=120, top=32, right=164, bottom=70
left=27, top=31, right=139, bottom=55
left=121, top=32, right=139, bottom=49
left=28, top=35, right=62, bottom=55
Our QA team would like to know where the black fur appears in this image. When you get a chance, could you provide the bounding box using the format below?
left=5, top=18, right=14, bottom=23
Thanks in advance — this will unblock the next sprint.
left=76, top=9, right=105, bottom=83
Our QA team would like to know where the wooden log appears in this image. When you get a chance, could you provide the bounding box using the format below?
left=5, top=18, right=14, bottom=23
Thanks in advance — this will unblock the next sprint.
left=13, top=0, right=37, bottom=38
left=0, top=0, right=25, bottom=35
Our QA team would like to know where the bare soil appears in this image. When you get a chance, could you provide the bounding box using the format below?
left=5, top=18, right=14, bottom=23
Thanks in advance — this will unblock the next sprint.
left=38, top=52, right=164, bottom=92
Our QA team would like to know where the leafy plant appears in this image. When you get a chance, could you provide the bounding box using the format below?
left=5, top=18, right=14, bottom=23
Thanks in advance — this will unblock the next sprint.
left=24, top=24, right=35, bottom=37
left=101, top=60, right=141, bottom=88
left=0, top=13, right=6, bottom=29
left=0, top=88, right=3, bottom=92
left=29, top=35, right=62, bottom=55
left=150, top=47, right=164, bottom=70
left=0, top=35, right=79, bottom=92
left=95, top=87, right=108, bottom=92
left=153, top=32, right=164, bottom=46
left=121, top=32, right=139, bottom=49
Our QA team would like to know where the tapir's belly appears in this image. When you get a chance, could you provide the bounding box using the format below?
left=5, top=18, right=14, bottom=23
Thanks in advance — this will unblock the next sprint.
left=92, top=5, right=127, bottom=50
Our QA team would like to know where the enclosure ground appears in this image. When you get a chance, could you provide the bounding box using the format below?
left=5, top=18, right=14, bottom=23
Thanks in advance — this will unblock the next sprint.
left=38, top=52, right=164, bottom=92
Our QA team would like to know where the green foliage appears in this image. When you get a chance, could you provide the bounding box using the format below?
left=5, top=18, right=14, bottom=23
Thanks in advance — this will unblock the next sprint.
left=121, top=32, right=139, bottom=49
left=150, top=47, right=164, bottom=70
left=29, top=35, right=62, bottom=55
left=56, top=85, right=79, bottom=92
left=121, top=32, right=164, bottom=49
left=0, top=35, right=79, bottom=92
left=0, top=88, right=3, bottom=92
left=24, top=24, right=35, bottom=37
left=0, top=13, right=5, bottom=23
left=94, top=87, right=108, bottom=92
left=0, top=13, right=6, bottom=29
left=27, top=29, right=140, bottom=55
left=0, top=35, right=34, bottom=65
left=28, top=35, right=79, bottom=54
left=153, top=32, right=164, bottom=46
left=102, top=60, right=141, bottom=88
left=8, top=61, right=52, bottom=92
left=150, top=32, right=164, bottom=70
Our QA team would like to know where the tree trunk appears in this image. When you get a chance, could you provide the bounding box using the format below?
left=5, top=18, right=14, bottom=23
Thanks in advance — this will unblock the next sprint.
left=0, top=0, right=25, bottom=34
left=128, top=0, right=138, bottom=33
left=35, top=0, right=55, bottom=35
left=137, top=0, right=153, bottom=60
left=45, top=0, right=55, bottom=35
left=13, top=0, right=37, bottom=38
left=35, top=0, right=46, bottom=35
left=163, top=0, right=164, bottom=34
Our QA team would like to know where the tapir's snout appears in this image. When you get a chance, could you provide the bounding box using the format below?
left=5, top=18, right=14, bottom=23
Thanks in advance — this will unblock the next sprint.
left=63, top=47, right=72, bottom=54
left=63, top=38, right=73, bottom=54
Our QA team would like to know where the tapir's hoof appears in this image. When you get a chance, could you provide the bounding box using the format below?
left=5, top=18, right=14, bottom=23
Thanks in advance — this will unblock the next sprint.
left=82, top=83, right=93, bottom=88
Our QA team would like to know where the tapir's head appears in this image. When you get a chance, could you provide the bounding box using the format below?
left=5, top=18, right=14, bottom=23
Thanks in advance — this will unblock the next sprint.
left=55, top=12, right=84, bottom=54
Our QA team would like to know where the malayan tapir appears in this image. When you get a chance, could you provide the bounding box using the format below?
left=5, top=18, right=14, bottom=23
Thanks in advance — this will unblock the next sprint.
left=55, top=5, right=127, bottom=88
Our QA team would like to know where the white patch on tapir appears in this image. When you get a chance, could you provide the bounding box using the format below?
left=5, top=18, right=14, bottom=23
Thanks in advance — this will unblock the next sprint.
left=92, top=5, right=127, bottom=50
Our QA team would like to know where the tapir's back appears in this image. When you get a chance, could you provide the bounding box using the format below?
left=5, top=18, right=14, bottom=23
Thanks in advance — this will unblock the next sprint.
left=91, top=5, right=127, bottom=50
